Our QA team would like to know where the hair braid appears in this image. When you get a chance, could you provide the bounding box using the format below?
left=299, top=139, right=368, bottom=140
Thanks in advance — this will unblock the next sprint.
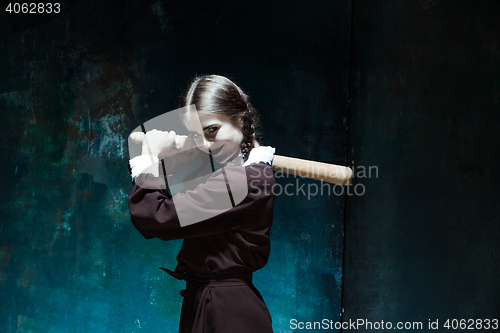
left=237, top=91, right=260, bottom=161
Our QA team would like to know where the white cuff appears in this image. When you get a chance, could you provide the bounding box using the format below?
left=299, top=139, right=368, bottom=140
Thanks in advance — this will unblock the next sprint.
left=243, top=146, right=276, bottom=166
left=129, top=155, right=160, bottom=178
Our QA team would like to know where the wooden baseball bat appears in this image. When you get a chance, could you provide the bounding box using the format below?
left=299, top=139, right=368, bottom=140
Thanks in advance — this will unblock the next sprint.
left=271, top=155, right=352, bottom=185
left=129, top=132, right=352, bottom=185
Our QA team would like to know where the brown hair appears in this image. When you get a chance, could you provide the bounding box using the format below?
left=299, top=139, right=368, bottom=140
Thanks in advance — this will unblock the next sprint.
left=179, top=75, right=260, bottom=161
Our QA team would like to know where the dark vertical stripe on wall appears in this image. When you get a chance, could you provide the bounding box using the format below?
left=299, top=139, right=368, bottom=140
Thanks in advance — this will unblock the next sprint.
left=340, top=0, right=356, bottom=331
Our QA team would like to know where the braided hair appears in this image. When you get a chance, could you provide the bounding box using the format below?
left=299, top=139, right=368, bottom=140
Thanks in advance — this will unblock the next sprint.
left=179, top=75, right=261, bottom=162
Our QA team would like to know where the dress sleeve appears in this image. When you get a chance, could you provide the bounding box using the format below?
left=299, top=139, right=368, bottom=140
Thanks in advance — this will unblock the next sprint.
left=128, top=163, right=276, bottom=241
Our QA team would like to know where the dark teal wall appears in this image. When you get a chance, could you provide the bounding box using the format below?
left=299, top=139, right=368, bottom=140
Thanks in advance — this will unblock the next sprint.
left=344, top=0, right=500, bottom=330
left=4, top=1, right=496, bottom=332
left=0, top=1, right=350, bottom=332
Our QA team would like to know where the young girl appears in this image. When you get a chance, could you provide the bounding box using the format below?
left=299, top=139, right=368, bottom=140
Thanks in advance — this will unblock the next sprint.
left=128, top=75, right=277, bottom=333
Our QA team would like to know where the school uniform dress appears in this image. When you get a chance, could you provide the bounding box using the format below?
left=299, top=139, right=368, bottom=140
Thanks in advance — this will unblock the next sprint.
left=128, top=147, right=276, bottom=333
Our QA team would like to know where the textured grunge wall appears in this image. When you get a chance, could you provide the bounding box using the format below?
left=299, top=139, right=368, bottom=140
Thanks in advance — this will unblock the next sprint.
left=344, top=0, right=500, bottom=331
left=0, top=0, right=350, bottom=332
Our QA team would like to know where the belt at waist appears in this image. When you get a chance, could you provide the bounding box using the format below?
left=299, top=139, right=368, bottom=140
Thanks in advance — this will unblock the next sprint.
left=160, top=265, right=253, bottom=296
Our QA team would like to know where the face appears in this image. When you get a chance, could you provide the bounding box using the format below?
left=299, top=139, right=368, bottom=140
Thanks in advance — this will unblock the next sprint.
left=181, top=110, right=244, bottom=164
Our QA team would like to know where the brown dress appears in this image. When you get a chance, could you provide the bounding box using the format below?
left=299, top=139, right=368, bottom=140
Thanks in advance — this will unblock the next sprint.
left=128, top=162, right=276, bottom=333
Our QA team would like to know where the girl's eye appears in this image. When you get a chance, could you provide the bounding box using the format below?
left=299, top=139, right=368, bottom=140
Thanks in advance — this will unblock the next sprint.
left=207, top=127, right=218, bottom=133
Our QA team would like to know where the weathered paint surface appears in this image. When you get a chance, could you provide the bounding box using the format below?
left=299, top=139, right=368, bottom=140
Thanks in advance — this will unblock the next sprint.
left=0, top=0, right=349, bottom=332
left=344, top=0, right=500, bottom=330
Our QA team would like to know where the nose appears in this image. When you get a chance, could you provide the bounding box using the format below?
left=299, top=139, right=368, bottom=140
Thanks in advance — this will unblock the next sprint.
left=194, top=136, right=214, bottom=152
left=203, top=137, right=214, bottom=150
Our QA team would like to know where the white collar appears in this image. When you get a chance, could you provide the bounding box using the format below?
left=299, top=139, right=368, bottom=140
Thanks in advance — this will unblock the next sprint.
left=243, top=146, right=276, bottom=166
